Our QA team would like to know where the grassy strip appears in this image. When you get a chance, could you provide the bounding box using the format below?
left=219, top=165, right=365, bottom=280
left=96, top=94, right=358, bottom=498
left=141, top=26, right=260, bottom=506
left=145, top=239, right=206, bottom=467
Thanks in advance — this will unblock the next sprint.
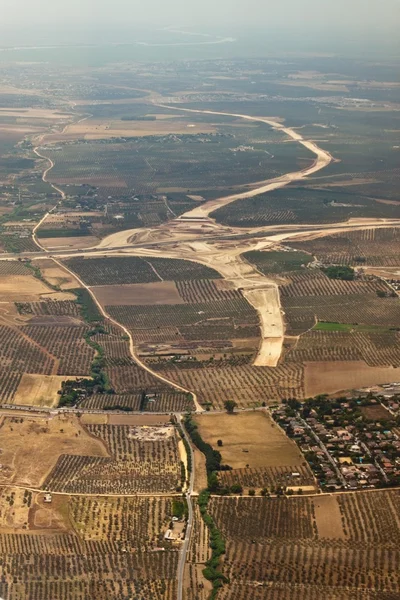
left=184, top=414, right=221, bottom=491
left=198, top=490, right=228, bottom=599
left=182, top=416, right=228, bottom=597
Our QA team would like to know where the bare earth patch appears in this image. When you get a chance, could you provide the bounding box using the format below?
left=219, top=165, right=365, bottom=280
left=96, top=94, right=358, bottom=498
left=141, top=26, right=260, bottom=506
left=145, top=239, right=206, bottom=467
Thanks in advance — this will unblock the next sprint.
left=0, top=275, right=51, bottom=302
left=92, top=281, right=184, bottom=306
left=312, top=496, right=345, bottom=539
left=305, top=361, right=400, bottom=396
left=0, top=414, right=109, bottom=488
left=244, top=287, right=283, bottom=367
left=39, top=236, right=99, bottom=250
left=13, top=374, right=78, bottom=408
left=195, top=411, right=304, bottom=469
left=34, top=258, right=82, bottom=290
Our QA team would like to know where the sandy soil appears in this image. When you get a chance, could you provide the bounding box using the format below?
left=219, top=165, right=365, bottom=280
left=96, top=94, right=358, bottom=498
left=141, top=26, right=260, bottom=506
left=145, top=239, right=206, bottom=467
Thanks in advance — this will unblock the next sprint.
left=0, top=414, right=108, bottom=488
left=0, top=275, right=51, bottom=302
left=244, top=287, right=283, bottom=367
left=195, top=411, right=304, bottom=470
left=33, top=258, right=82, bottom=290
left=104, top=244, right=285, bottom=366
left=193, top=446, right=208, bottom=493
left=305, top=361, right=400, bottom=397
left=13, top=374, right=78, bottom=408
left=92, top=281, right=183, bottom=306
left=40, top=235, right=100, bottom=250
left=178, top=439, right=188, bottom=490
left=79, top=414, right=108, bottom=425
left=313, top=496, right=345, bottom=539
left=107, top=414, right=171, bottom=426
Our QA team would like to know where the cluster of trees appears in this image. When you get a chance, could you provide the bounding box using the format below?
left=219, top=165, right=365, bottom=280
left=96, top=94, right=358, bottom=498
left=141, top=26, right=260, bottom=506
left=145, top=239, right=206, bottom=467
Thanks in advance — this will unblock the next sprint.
left=323, top=265, right=355, bottom=280
left=198, top=491, right=228, bottom=598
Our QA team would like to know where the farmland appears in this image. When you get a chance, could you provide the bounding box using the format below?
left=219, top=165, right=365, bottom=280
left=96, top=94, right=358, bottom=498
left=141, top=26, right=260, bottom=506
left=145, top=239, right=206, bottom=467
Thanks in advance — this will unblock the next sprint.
left=212, top=186, right=400, bottom=227
left=44, top=424, right=182, bottom=494
left=290, top=227, right=400, bottom=267
left=0, top=529, right=178, bottom=600
left=64, top=256, right=221, bottom=286
left=0, top=414, right=108, bottom=488
left=195, top=412, right=315, bottom=492
left=2, top=48, right=400, bottom=600
left=209, top=491, right=400, bottom=599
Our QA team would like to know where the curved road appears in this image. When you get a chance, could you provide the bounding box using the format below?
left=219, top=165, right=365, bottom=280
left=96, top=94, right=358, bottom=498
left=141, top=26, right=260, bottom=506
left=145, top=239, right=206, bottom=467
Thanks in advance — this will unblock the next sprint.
left=27, top=102, right=400, bottom=600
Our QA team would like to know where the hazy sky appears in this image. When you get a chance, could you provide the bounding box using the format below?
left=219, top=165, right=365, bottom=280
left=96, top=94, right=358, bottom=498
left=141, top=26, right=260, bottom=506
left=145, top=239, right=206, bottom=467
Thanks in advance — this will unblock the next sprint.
left=1, top=0, right=399, bottom=31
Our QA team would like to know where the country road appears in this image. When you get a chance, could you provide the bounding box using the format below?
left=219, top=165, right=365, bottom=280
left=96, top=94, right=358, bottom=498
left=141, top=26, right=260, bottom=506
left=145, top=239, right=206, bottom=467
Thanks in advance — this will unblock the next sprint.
left=15, top=100, right=400, bottom=600
left=177, top=415, right=196, bottom=600
left=53, top=257, right=204, bottom=413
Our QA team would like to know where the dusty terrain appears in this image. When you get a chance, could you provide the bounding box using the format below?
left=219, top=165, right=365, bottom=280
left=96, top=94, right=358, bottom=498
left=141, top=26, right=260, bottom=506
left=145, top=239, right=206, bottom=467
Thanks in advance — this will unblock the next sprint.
left=305, top=361, right=400, bottom=397
left=195, top=411, right=304, bottom=469
left=93, top=281, right=183, bottom=306
left=13, top=374, right=77, bottom=407
left=0, top=414, right=108, bottom=488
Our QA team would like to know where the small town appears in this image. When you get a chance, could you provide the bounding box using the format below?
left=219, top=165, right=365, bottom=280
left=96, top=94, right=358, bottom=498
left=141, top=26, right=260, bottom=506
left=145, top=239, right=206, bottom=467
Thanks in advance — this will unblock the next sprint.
left=272, top=393, right=400, bottom=491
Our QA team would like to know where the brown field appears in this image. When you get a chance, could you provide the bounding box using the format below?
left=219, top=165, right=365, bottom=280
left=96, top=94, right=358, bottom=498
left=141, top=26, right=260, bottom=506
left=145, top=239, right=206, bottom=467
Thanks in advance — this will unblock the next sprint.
left=361, top=404, right=393, bottom=420
left=0, top=414, right=108, bottom=487
left=39, top=235, right=99, bottom=250
left=209, top=490, right=400, bottom=599
left=13, top=374, right=77, bottom=407
left=33, top=258, right=82, bottom=289
left=305, top=361, right=400, bottom=396
left=44, top=118, right=216, bottom=142
left=0, top=275, right=51, bottom=301
left=312, top=495, right=345, bottom=539
left=107, top=414, right=171, bottom=426
left=195, top=411, right=304, bottom=469
left=79, top=413, right=108, bottom=425
left=93, top=281, right=184, bottom=306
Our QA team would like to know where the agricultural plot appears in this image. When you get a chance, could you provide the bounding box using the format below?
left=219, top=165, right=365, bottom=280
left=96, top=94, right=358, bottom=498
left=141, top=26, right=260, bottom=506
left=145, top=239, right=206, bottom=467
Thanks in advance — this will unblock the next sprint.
left=80, top=391, right=194, bottom=413
left=108, top=297, right=258, bottom=330
left=44, top=424, right=181, bottom=494
left=0, top=533, right=178, bottom=600
left=209, top=491, right=400, bottom=600
left=211, top=186, right=400, bottom=227
left=64, top=256, right=221, bottom=286
left=0, top=415, right=108, bottom=488
left=280, top=270, right=390, bottom=297
left=175, top=279, right=242, bottom=303
left=195, top=412, right=315, bottom=492
left=93, top=281, right=184, bottom=307
left=69, top=495, right=174, bottom=549
left=290, top=227, right=400, bottom=267
left=16, top=300, right=82, bottom=317
left=0, top=324, right=55, bottom=402
left=282, top=294, right=400, bottom=332
left=105, top=362, right=173, bottom=395
left=160, top=363, right=304, bottom=409
left=42, top=118, right=312, bottom=198
left=286, top=329, right=400, bottom=367
left=23, top=325, right=95, bottom=375
left=243, top=249, right=312, bottom=275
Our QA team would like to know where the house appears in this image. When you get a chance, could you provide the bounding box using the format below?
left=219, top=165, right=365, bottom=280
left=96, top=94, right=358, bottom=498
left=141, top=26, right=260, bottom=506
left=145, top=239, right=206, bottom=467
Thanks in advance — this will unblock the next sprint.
left=44, top=494, right=52, bottom=503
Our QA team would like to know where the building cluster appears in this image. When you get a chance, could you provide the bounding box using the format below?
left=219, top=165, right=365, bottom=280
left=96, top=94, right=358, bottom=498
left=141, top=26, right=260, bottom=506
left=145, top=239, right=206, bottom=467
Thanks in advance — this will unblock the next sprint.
left=273, top=396, right=400, bottom=492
